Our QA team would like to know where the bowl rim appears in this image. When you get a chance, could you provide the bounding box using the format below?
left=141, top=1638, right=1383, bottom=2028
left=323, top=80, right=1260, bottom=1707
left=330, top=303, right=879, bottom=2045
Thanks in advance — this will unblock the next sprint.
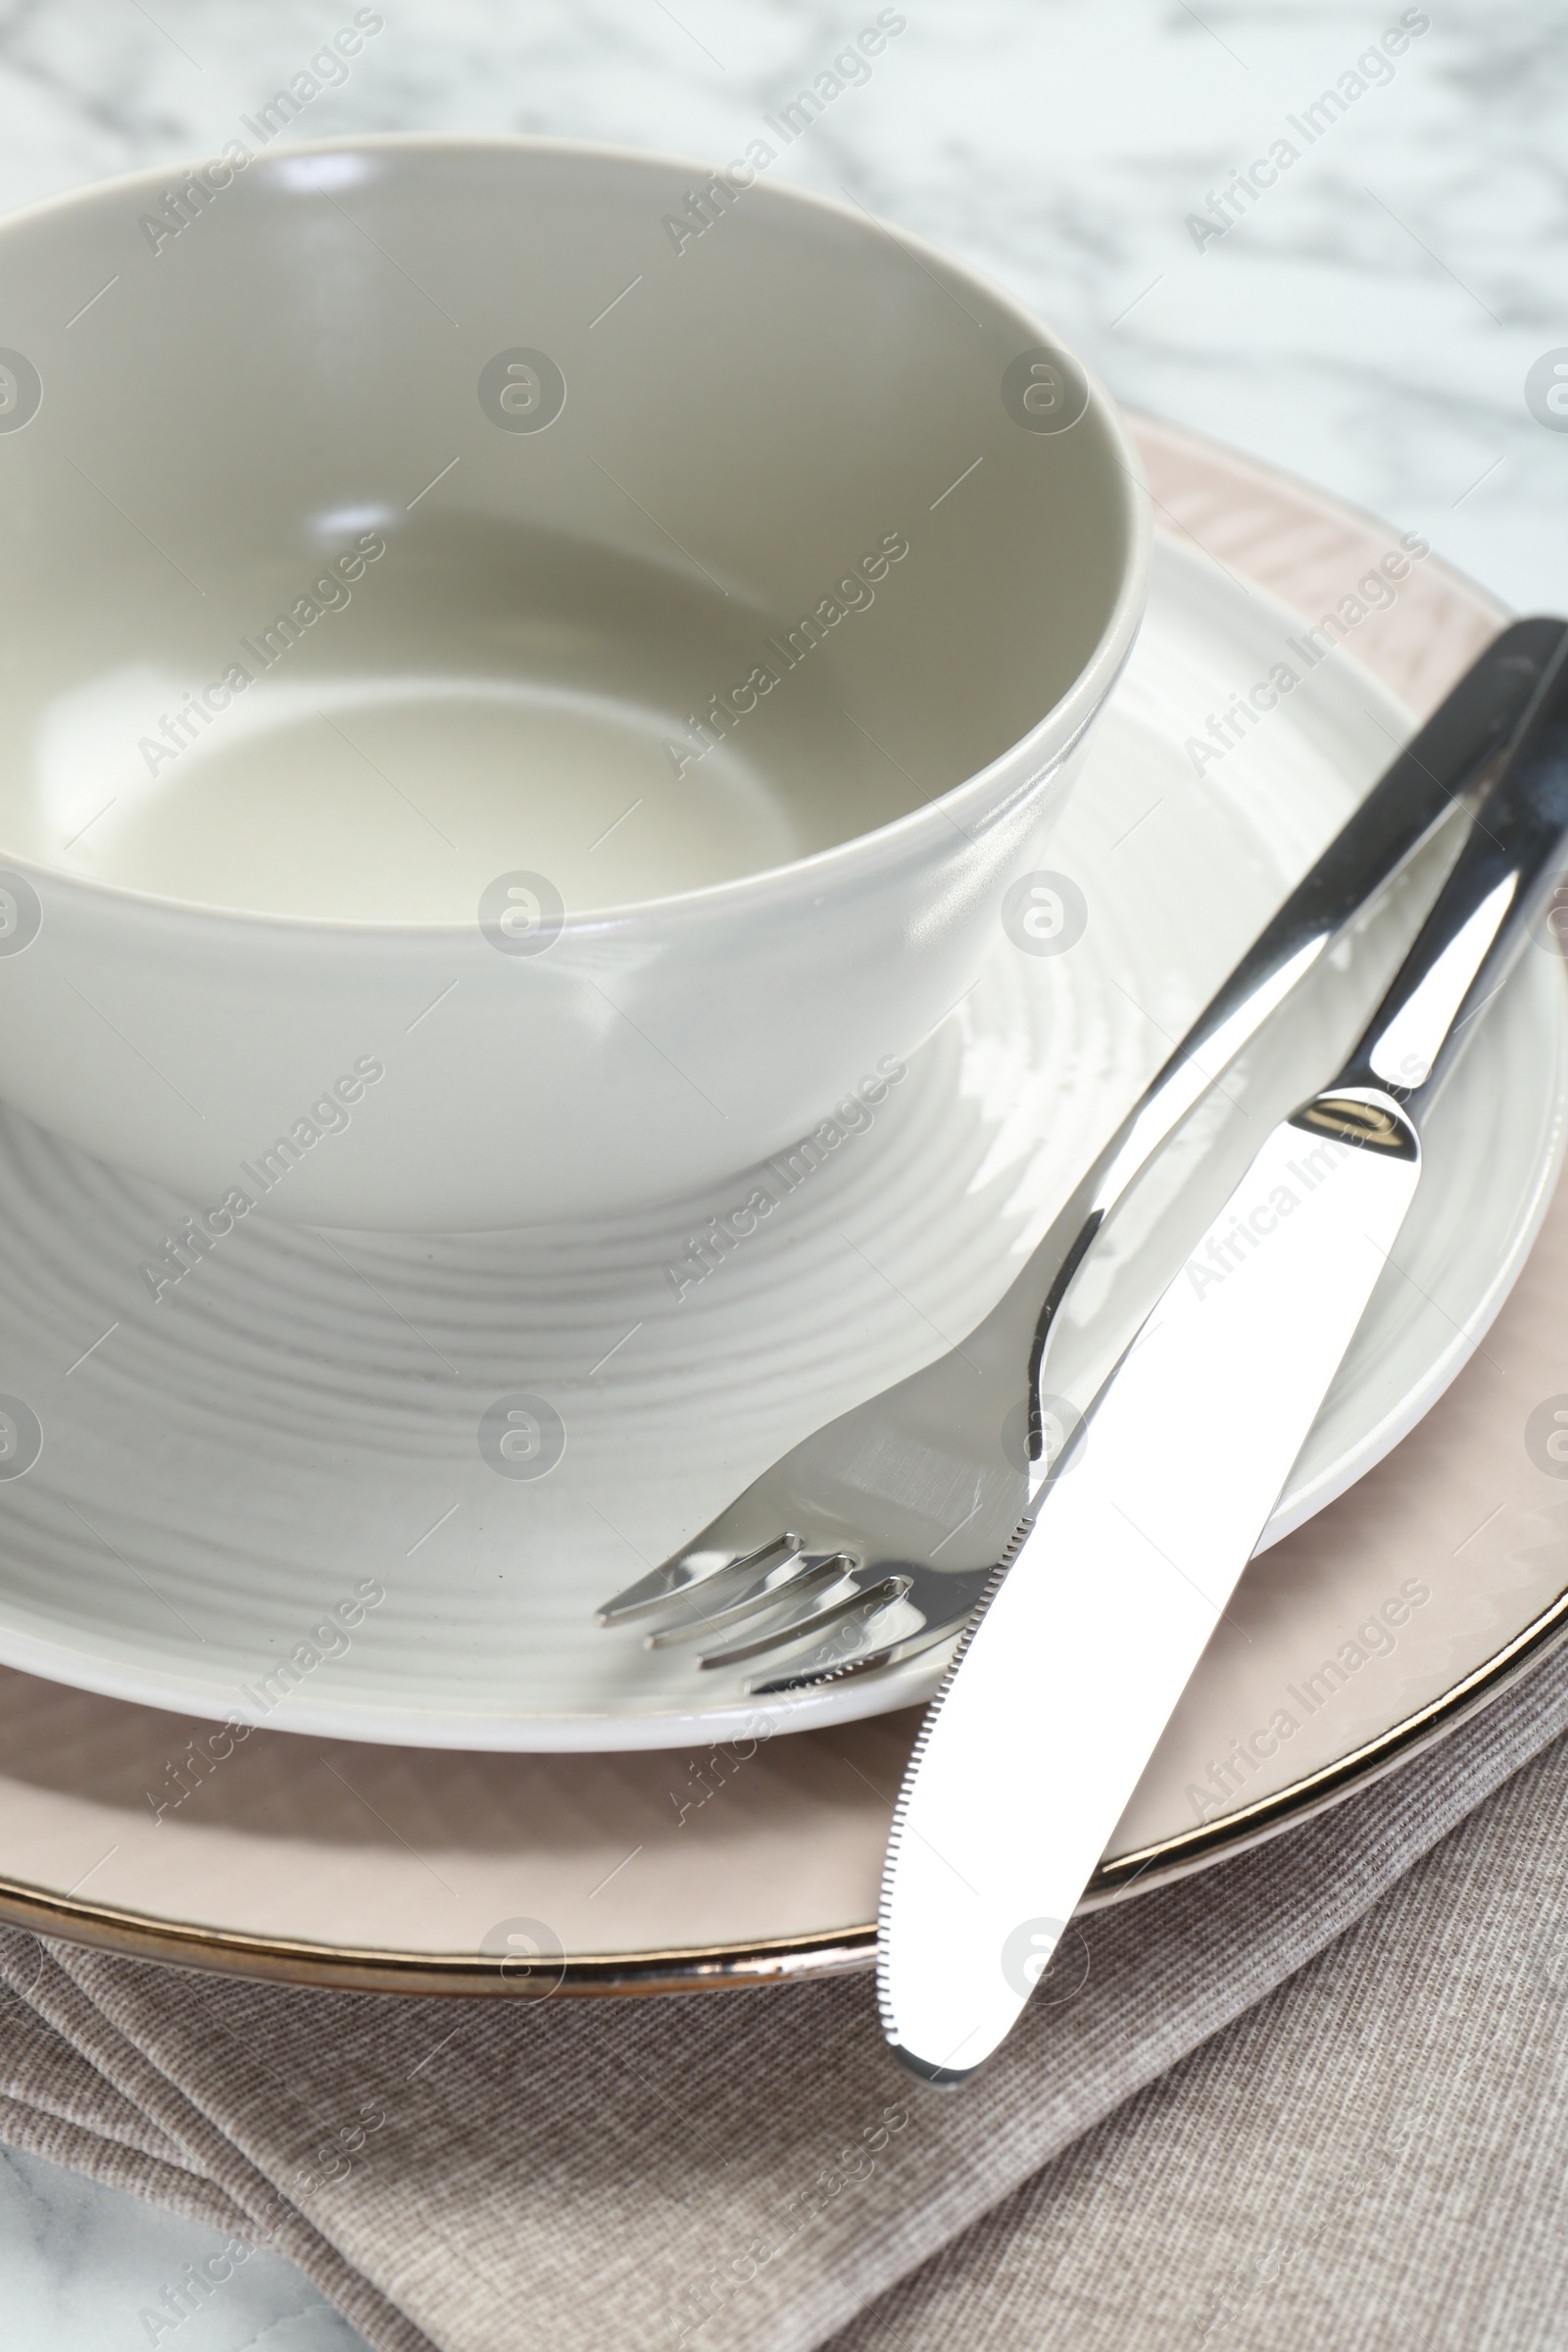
left=0, top=129, right=1152, bottom=939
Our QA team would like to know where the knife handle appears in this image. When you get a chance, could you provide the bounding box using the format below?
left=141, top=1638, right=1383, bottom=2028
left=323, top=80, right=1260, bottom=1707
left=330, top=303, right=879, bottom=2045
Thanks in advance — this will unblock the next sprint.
left=1331, top=625, right=1568, bottom=1123
left=1184, top=613, right=1568, bottom=1029
left=1004, top=613, right=1568, bottom=1443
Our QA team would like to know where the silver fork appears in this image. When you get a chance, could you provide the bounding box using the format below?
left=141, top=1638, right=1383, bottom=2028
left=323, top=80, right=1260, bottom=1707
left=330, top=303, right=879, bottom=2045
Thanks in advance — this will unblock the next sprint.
left=595, top=623, right=1566, bottom=1695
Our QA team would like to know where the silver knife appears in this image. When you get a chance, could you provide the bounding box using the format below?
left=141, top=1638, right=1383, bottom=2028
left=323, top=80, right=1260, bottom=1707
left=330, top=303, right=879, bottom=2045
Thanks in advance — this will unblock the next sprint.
left=879, top=627, right=1568, bottom=2082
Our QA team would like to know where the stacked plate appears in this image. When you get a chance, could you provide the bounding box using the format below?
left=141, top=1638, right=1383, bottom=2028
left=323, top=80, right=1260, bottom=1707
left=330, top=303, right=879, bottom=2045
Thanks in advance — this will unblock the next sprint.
left=2, top=416, right=1564, bottom=1995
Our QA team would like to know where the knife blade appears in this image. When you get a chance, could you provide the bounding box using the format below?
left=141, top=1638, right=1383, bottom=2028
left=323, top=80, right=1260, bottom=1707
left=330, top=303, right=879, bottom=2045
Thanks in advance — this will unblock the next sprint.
left=879, top=627, right=1568, bottom=2083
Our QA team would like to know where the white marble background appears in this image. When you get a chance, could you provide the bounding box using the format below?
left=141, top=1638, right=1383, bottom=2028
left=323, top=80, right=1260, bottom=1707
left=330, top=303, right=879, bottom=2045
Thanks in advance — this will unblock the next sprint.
left=0, top=0, right=1562, bottom=2342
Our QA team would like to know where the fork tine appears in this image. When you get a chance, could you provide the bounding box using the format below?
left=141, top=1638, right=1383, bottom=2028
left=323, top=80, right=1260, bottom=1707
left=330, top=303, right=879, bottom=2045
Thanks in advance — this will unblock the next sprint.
left=696, top=1569, right=910, bottom=1670
left=642, top=1552, right=848, bottom=1649
left=594, top=1532, right=803, bottom=1628
left=745, top=1603, right=968, bottom=1694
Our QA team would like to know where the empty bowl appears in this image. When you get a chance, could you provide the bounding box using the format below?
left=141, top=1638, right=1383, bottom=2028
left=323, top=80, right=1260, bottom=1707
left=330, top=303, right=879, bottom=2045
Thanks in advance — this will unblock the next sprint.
left=0, top=135, right=1147, bottom=1228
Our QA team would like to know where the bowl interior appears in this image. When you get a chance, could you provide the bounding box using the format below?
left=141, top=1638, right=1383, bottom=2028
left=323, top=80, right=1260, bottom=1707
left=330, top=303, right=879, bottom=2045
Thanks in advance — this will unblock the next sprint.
left=0, top=139, right=1137, bottom=921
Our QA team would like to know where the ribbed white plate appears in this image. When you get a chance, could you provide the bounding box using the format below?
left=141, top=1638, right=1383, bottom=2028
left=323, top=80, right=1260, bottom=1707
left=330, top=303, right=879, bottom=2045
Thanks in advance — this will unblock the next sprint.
left=0, top=533, right=1560, bottom=1749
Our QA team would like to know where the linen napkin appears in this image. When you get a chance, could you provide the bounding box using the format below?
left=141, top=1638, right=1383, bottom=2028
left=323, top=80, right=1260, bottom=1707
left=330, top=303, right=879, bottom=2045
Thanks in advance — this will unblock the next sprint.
left=3, top=1612, right=1568, bottom=2352
left=831, top=1706, right=1568, bottom=2351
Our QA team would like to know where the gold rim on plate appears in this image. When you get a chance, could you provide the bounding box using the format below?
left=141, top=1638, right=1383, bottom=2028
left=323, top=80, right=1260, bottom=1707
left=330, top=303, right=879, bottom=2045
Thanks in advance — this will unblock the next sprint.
left=4, top=1583, right=1563, bottom=1996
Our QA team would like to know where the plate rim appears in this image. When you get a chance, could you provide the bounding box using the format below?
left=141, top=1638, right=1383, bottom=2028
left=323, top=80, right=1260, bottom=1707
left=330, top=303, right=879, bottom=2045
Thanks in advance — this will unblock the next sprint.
left=0, top=508, right=1522, bottom=1752
left=7, top=1576, right=1567, bottom=1993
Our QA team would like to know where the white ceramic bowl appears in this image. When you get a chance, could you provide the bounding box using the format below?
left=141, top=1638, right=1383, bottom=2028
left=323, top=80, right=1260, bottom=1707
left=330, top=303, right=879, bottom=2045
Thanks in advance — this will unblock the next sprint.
left=0, top=135, right=1147, bottom=1229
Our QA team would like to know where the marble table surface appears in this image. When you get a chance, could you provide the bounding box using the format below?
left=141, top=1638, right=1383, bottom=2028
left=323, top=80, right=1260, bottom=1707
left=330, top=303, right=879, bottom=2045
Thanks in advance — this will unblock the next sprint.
left=0, top=0, right=1561, bottom=2344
